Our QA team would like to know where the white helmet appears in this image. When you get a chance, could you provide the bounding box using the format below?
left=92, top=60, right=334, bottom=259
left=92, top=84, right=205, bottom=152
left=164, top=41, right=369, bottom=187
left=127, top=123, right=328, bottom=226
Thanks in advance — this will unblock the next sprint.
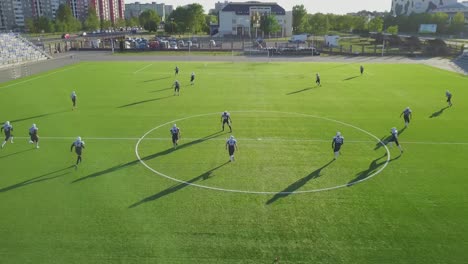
left=406, top=106, right=410, bottom=110
left=77, top=136, right=81, bottom=141
left=173, top=124, right=177, bottom=127
left=32, top=123, right=36, bottom=128
left=5, top=121, right=10, bottom=125
left=336, top=132, right=341, bottom=137
left=230, top=135, right=234, bottom=139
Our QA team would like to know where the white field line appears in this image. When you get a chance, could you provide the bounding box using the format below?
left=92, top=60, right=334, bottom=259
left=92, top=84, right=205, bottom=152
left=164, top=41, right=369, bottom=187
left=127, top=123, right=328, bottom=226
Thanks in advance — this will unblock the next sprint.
left=14, top=136, right=468, bottom=145
left=133, top=64, right=153, bottom=74
left=0, top=65, right=82, bottom=90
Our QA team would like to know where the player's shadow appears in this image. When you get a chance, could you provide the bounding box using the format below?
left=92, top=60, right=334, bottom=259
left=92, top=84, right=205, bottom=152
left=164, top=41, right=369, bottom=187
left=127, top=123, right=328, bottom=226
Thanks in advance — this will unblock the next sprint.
left=0, top=148, right=34, bottom=159
left=286, top=87, right=315, bottom=95
left=72, top=131, right=224, bottom=183
left=266, top=159, right=335, bottom=205
left=128, top=162, right=229, bottom=208
left=0, top=166, right=73, bottom=193
left=117, top=95, right=173, bottom=108
left=374, top=127, right=406, bottom=150
left=149, top=87, right=172, bottom=93
left=429, top=106, right=450, bottom=118
left=143, top=77, right=170, bottom=82
left=3, top=110, right=66, bottom=124
left=342, top=75, right=360, bottom=81
left=347, top=153, right=401, bottom=186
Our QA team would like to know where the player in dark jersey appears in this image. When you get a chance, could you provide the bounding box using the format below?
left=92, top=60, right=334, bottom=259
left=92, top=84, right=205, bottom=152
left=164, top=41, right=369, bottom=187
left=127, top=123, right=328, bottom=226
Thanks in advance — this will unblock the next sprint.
left=174, top=66, right=179, bottom=76
left=315, top=73, right=321, bottom=86
left=70, top=137, right=85, bottom=166
left=400, top=107, right=412, bottom=127
left=29, top=123, right=39, bottom=149
left=221, top=111, right=232, bottom=132
left=1, top=121, right=13, bottom=149
left=332, top=132, right=344, bottom=159
left=71, top=91, right=77, bottom=110
left=226, top=135, right=238, bottom=162
left=388, top=127, right=403, bottom=153
left=190, top=72, right=195, bottom=85
left=360, top=65, right=364, bottom=75
left=173, top=80, right=180, bottom=96
left=170, top=124, right=180, bottom=149
left=446, top=90, right=452, bottom=107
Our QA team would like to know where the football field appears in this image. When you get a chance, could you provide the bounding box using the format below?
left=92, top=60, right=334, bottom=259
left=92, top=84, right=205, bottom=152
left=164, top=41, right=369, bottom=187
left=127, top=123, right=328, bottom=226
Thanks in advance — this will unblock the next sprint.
left=0, top=60, right=467, bottom=263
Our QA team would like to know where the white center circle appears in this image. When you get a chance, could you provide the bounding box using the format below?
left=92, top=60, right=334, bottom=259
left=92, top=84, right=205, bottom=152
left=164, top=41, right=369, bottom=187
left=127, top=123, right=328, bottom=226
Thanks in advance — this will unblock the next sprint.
left=135, top=111, right=391, bottom=194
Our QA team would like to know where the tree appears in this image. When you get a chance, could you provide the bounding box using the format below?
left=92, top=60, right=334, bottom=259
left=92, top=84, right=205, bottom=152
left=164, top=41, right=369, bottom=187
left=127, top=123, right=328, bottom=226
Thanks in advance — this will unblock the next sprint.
left=139, top=9, right=160, bottom=32
left=431, top=12, right=449, bottom=34
left=308, top=13, right=329, bottom=35
left=387, top=25, right=398, bottom=35
left=450, top=12, right=464, bottom=34
left=368, top=17, right=383, bottom=32
left=25, top=18, right=37, bottom=33
left=126, top=17, right=139, bottom=27
left=292, top=5, right=307, bottom=34
left=114, top=18, right=126, bottom=29
left=259, top=14, right=281, bottom=36
left=101, top=19, right=112, bottom=30
left=55, top=4, right=82, bottom=32
left=83, top=7, right=99, bottom=31
left=166, top=4, right=206, bottom=34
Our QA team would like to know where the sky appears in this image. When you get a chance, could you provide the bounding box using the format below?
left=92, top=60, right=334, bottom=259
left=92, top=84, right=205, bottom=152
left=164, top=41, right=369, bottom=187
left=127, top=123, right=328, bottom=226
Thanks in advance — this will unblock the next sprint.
left=128, top=0, right=392, bottom=14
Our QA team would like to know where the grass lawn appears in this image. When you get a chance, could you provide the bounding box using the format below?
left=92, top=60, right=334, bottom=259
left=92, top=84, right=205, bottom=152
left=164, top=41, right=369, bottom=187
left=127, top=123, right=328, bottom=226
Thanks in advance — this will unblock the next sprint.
left=0, top=60, right=467, bottom=263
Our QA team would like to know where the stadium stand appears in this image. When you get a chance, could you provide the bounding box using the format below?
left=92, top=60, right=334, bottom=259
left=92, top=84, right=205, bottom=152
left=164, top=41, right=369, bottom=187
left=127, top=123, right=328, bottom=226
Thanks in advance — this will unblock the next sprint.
left=453, top=51, right=468, bottom=74
left=0, top=33, right=50, bottom=68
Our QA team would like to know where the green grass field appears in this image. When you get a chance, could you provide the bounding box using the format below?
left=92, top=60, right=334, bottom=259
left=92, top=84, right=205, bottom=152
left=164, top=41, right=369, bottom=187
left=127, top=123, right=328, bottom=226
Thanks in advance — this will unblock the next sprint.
left=0, top=60, right=467, bottom=263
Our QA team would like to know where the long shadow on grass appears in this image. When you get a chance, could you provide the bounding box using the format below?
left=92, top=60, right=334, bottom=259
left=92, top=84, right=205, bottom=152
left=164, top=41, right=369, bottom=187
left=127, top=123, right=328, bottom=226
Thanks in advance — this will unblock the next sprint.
left=118, top=95, right=173, bottom=108
left=286, top=87, right=315, bottom=95
left=0, top=166, right=73, bottom=193
left=266, top=159, right=335, bottom=205
left=144, top=77, right=171, bottom=82
left=0, top=148, right=34, bottom=159
left=72, top=131, right=224, bottom=184
left=347, top=153, right=401, bottom=186
left=128, top=161, right=229, bottom=208
left=374, top=126, right=406, bottom=151
left=149, top=87, right=172, bottom=93
left=343, top=75, right=360, bottom=81
left=429, top=106, right=450, bottom=118
left=3, top=110, right=66, bottom=124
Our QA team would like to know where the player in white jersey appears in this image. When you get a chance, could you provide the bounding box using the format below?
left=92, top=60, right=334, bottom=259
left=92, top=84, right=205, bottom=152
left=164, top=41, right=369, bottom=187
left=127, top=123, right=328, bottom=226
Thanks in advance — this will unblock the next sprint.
left=221, top=111, right=232, bottom=132
left=332, top=132, right=344, bottom=159
left=28, top=123, right=39, bottom=148
left=225, top=135, right=238, bottom=162
left=400, top=107, right=412, bottom=127
left=70, top=137, right=85, bottom=166
left=1, top=121, right=14, bottom=148
left=388, top=127, right=403, bottom=153
left=446, top=90, right=452, bottom=107
left=170, top=124, right=180, bottom=149
left=71, top=91, right=77, bottom=110
left=190, top=72, right=195, bottom=85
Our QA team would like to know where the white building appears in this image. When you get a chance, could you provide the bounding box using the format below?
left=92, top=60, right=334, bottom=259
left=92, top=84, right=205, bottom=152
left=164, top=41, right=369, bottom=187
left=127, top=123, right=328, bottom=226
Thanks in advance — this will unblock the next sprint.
left=391, top=0, right=458, bottom=16
left=218, top=1, right=292, bottom=37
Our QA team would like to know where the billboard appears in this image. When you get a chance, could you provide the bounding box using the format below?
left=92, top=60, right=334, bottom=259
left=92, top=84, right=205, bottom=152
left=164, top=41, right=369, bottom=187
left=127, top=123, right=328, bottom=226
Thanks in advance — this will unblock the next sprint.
left=419, top=24, right=437, bottom=33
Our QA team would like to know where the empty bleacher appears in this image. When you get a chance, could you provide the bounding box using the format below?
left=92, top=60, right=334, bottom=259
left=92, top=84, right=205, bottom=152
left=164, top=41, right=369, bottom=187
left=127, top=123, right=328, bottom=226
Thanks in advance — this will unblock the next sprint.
left=0, top=33, right=50, bottom=68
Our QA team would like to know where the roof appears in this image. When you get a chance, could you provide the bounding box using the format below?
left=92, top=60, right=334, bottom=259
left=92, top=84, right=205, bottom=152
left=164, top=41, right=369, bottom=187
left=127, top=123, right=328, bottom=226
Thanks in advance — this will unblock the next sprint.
left=434, top=2, right=468, bottom=10
left=221, top=1, right=286, bottom=16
